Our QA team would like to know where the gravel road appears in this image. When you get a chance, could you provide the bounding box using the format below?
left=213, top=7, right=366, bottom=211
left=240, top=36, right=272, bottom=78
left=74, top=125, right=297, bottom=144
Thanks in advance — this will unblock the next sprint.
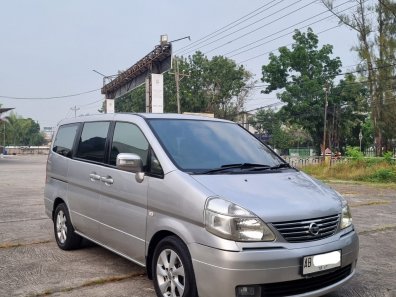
left=0, top=155, right=395, bottom=297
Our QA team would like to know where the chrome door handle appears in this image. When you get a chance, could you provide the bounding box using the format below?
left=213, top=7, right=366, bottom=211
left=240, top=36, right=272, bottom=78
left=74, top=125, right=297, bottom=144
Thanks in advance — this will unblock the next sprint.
left=101, top=176, right=114, bottom=185
left=89, top=173, right=101, bottom=181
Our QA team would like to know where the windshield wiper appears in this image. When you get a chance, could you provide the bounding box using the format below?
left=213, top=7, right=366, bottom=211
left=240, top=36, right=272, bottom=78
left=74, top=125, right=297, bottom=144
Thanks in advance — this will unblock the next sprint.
left=199, top=163, right=271, bottom=174
left=246, top=162, right=293, bottom=172
left=269, top=163, right=292, bottom=170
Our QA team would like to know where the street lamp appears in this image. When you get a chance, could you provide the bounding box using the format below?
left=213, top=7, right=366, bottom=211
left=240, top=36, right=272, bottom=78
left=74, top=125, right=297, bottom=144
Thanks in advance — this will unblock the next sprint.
left=160, top=34, right=168, bottom=45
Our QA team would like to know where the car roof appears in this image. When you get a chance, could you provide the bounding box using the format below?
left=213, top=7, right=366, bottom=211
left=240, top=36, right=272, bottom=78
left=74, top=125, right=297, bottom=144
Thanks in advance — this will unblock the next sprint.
left=58, top=113, right=231, bottom=126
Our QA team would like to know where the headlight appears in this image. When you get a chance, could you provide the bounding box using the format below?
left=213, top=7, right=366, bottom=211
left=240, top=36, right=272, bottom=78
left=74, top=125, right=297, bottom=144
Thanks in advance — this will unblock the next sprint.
left=204, top=198, right=275, bottom=242
left=340, top=203, right=352, bottom=229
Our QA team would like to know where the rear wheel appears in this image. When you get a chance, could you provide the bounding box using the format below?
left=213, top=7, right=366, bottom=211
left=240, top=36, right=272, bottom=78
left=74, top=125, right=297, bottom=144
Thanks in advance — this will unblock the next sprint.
left=152, top=236, right=198, bottom=297
left=54, top=203, right=81, bottom=250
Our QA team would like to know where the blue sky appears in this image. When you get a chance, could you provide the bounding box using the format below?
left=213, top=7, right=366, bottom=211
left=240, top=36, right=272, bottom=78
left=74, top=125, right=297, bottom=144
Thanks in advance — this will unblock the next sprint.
left=0, top=0, right=363, bottom=128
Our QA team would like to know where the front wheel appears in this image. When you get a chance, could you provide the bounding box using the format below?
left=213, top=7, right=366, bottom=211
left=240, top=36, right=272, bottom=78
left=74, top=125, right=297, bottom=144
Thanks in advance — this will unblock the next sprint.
left=152, top=236, right=198, bottom=297
left=53, top=203, right=81, bottom=250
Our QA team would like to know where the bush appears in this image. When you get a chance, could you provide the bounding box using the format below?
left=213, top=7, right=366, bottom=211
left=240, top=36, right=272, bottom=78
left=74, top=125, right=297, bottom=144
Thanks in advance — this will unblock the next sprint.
left=345, top=147, right=364, bottom=161
left=383, top=151, right=394, bottom=164
left=367, top=168, right=396, bottom=183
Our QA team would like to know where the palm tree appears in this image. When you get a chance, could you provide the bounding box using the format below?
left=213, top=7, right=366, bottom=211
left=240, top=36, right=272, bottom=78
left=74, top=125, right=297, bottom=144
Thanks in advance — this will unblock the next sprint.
left=5, top=113, right=29, bottom=145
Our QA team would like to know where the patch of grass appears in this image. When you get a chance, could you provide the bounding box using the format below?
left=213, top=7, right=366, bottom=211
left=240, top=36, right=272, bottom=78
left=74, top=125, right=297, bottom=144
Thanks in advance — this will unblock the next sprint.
left=31, top=273, right=144, bottom=297
left=0, top=240, right=51, bottom=249
left=302, top=159, right=396, bottom=183
left=358, top=224, right=396, bottom=235
left=350, top=200, right=390, bottom=207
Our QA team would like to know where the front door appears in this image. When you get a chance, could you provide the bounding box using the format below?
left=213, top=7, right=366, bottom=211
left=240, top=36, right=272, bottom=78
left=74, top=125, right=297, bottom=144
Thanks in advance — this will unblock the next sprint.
left=98, top=122, right=149, bottom=265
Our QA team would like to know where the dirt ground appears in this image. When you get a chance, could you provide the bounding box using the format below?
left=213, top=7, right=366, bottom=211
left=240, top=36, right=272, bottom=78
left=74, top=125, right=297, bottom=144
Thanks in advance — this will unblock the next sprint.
left=0, top=155, right=395, bottom=297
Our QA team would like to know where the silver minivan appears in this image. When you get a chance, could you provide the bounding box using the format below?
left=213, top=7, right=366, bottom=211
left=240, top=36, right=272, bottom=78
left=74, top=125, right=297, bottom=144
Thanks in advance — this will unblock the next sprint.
left=44, top=113, right=359, bottom=297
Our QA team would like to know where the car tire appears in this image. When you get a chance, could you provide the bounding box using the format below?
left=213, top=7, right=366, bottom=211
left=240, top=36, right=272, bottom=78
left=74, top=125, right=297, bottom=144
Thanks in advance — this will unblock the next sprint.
left=152, top=236, right=198, bottom=297
left=53, top=203, right=81, bottom=250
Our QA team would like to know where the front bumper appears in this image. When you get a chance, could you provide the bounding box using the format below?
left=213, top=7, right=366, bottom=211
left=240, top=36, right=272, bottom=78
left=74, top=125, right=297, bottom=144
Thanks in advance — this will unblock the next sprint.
left=189, top=230, right=359, bottom=297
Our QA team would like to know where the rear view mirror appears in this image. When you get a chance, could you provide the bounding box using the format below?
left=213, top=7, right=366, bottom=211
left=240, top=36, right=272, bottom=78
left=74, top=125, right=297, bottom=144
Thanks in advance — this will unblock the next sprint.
left=116, top=153, right=143, bottom=173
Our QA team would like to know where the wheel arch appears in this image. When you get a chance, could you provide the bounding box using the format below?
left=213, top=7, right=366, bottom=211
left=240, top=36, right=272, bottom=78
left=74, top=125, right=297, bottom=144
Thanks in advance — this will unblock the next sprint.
left=146, top=230, right=181, bottom=280
left=52, top=197, right=66, bottom=221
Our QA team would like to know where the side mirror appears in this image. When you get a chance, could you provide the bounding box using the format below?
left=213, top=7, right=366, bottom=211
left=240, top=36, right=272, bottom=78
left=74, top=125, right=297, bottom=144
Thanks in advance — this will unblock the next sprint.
left=116, top=153, right=143, bottom=173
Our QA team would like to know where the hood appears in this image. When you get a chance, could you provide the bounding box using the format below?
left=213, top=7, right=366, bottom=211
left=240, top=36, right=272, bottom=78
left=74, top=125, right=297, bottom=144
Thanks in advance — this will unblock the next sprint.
left=191, top=170, right=342, bottom=223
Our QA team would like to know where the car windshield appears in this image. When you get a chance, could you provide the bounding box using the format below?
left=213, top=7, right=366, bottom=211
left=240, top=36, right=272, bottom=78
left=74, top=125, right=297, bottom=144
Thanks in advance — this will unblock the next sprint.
left=147, top=119, right=284, bottom=173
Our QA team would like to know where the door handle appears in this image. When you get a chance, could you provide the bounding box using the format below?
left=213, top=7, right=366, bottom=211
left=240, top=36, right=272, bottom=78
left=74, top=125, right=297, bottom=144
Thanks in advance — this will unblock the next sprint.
left=89, top=173, right=101, bottom=181
left=101, top=176, right=114, bottom=185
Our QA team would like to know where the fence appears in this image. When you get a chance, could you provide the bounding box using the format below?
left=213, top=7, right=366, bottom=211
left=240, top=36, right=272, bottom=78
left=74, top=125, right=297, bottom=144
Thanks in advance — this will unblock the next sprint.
left=2, top=146, right=50, bottom=155
left=363, top=147, right=396, bottom=157
left=282, top=156, right=347, bottom=168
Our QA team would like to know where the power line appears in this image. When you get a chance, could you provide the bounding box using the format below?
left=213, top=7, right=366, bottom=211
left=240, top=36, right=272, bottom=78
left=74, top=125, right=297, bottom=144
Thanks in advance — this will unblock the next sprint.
left=198, top=0, right=367, bottom=60
left=70, top=106, right=80, bottom=118
left=0, top=88, right=101, bottom=100
left=175, top=0, right=283, bottom=54
left=229, top=15, right=336, bottom=58
left=378, top=0, right=396, bottom=18
left=247, top=97, right=279, bottom=101
left=235, top=1, right=371, bottom=65
left=237, top=25, right=341, bottom=64
left=254, top=94, right=396, bottom=121
left=254, top=64, right=396, bottom=90
left=179, top=0, right=312, bottom=56
left=201, top=0, right=319, bottom=55
left=62, top=99, right=103, bottom=119
left=77, top=98, right=104, bottom=108
left=233, top=1, right=374, bottom=63
left=226, top=0, right=353, bottom=58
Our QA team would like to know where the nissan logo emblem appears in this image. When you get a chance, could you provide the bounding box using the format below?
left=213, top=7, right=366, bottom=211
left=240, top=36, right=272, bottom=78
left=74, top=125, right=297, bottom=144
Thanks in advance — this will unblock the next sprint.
left=309, top=222, right=320, bottom=236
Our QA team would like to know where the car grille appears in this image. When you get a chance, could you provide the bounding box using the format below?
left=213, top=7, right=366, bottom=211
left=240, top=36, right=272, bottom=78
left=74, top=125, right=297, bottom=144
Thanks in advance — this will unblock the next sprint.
left=272, top=214, right=340, bottom=243
left=258, top=265, right=352, bottom=297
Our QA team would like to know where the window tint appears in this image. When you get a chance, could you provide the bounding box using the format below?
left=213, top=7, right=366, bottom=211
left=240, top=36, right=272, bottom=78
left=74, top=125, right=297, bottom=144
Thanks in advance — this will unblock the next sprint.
left=76, top=122, right=110, bottom=163
left=110, top=122, right=149, bottom=167
left=52, top=124, right=79, bottom=157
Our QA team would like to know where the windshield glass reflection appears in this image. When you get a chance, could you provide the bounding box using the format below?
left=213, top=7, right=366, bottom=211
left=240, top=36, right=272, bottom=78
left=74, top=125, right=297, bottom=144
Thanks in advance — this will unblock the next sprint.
left=148, top=119, right=283, bottom=173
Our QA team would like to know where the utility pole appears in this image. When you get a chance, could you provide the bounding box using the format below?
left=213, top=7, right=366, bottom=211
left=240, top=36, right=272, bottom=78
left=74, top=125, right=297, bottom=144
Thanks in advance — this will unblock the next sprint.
left=170, top=58, right=190, bottom=114
left=70, top=106, right=80, bottom=118
left=3, top=121, right=5, bottom=154
left=175, top=59, right=181, bottom=114
left=322, top=83, right=329, bottom=162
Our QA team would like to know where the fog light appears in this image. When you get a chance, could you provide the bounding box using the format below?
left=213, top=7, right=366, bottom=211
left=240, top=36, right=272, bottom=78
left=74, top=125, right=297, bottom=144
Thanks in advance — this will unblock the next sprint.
left=236, top=285, right=261, bottom=297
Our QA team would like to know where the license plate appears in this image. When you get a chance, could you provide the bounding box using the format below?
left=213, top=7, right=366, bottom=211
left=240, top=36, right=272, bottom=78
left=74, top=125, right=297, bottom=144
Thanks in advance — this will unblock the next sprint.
left=302, top=250, right=341, bottom=275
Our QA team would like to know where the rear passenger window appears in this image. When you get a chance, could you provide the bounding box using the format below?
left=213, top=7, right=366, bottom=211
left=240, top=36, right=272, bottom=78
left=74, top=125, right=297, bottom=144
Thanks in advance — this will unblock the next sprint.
left=76, top=122, right=110, bottom=163
left=52, top=124, right=79, bottom=157
left=110, top=122, right=149, bottom=167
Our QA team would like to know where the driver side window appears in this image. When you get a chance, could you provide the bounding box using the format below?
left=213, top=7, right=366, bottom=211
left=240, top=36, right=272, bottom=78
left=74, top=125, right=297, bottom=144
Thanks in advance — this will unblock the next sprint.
left=110, top=122, right=149, bottom=169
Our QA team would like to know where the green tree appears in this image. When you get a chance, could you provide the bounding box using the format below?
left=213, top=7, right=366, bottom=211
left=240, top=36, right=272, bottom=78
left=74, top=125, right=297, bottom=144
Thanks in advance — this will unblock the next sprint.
left=252, top=109, right=292, bottom=151
left=115, top=51, right=254, bottom=120
left=115, top=85, right=145, bottom=113
left=361, top=116, right=375, bottom=150
left=322, top=0, right=396, bottom=154
left=327, top=74, right=369, bottom=151
left=261, top=28, right=342, bottom=153
left=252, top=109, right=313, bottom=151
left=205, top=55, right=253, bottom=119
left=169, top=52, right=254, bottom=119
left=22, top=118, right=45, bottom=145
left=4, top=113, right=45, bottom=146
left=171, top=52, right=211, bottom=114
